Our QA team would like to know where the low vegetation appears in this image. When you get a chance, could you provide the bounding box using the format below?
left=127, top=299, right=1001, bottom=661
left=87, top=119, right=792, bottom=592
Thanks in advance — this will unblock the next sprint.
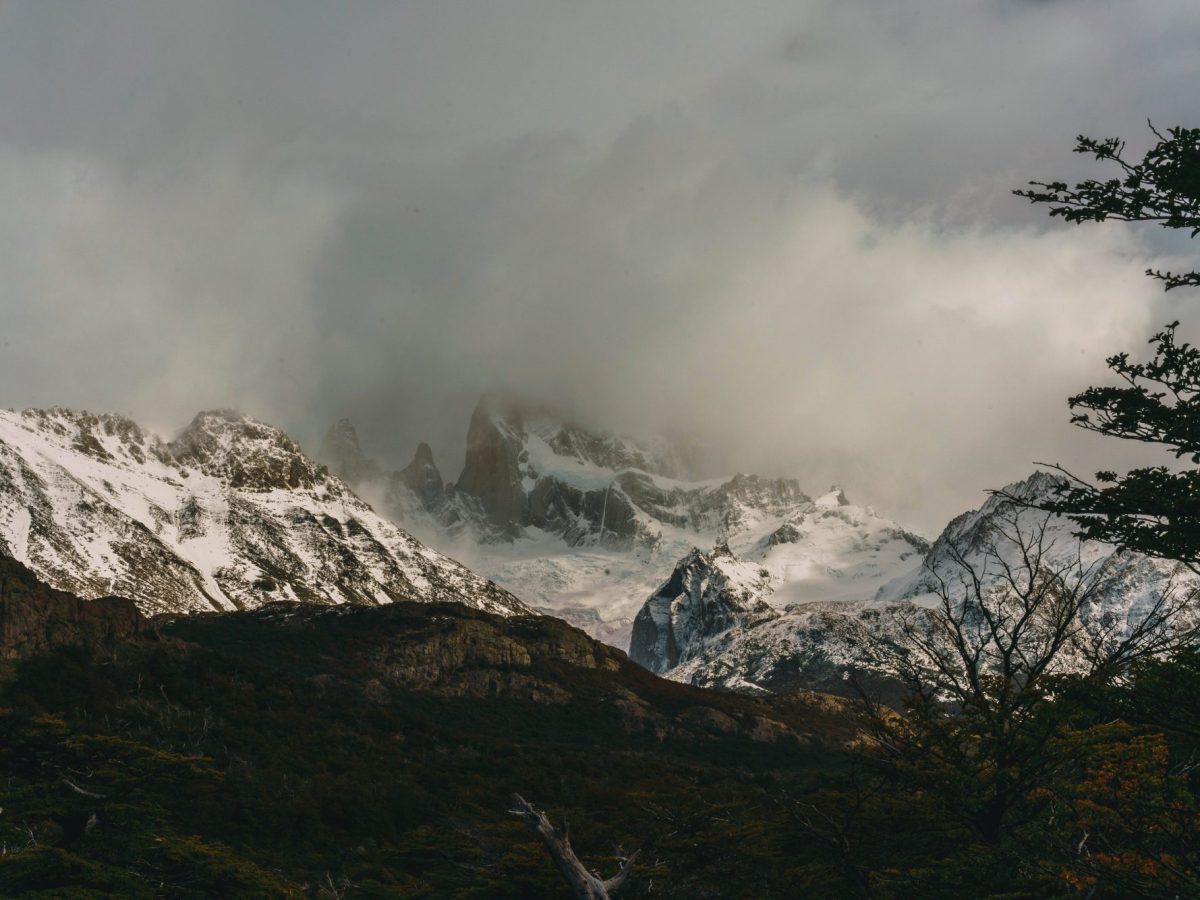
left=0, top=597, right=1196, bottom=897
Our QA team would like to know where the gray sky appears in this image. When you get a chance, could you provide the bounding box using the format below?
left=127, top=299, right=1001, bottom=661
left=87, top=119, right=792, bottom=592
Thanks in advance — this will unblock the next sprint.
left=2, top=1, right=1199, bottom=531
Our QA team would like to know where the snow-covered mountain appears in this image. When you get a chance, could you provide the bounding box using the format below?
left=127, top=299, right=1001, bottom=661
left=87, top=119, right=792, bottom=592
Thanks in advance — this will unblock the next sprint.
left=627, top=544, right=776, bottom=678
left=627, top=489, right=932, bottom=674
left=0, top=407, right=529, bottom=617
left=875, top=470, right=1177, bottom=616
left=647, top=472, right=1197, bottom=695
left=10, top=395, right=1179, bottom=702
left=321, top=395, right=928, bottom=648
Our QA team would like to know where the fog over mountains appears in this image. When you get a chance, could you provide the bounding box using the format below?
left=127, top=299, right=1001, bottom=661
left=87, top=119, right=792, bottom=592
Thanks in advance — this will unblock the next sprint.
left=4, top=5, right=1200, bottom=895
left=2, top=391, right=1189, bottom=707
left=5, top=4, right=1200, bottom=534
left=317, top=395, right=930, bottom=647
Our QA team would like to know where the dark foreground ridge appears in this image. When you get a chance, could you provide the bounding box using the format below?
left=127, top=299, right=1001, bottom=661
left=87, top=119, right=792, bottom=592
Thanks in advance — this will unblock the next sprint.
left=0, top=554, right=145, bottom=659
left=0, top=565, right=862, bottom=897
left=2, top=555, right=1199, bottom=896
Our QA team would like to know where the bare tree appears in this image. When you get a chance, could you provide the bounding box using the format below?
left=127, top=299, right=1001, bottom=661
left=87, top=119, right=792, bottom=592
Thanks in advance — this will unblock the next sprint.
left=880, top=511, right=1196, bottom=702
left=509, top=794, right=640, bottom=900
left=864, top=510, right=1198, bottom=845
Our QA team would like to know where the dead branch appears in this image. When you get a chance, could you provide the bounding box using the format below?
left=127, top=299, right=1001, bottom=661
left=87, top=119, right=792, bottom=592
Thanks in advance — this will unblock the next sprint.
left=509, top=793, right=640, bottom=899
left=60, top=777, right=105, bottom=800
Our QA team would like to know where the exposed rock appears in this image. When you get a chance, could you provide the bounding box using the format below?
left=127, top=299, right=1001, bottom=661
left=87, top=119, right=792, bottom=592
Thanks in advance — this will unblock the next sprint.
left=658, top=471, right=1199, bottom=698
left=317, top=418, right=380, bottom=485
left=453, top=395, right=527, bottom=538
left=152, top=599, right=868, bottom=748
left=825, top=486, right=851, bottom=507
left=610, top=685, right=666, bottom=737
left=314, top=395, right=929, bottom=651
left=629, top=545, right=777, bottom=674
left=766, top=521, right=802, bottom=546
left=678, top=705, right=739, bottom=736
left=745, top=714, right=800, bottom=743
left=0, top=554, right=144, bottom=659
left=170, top=409, right=327, bottom=492
left=397, top=442, right=445, bottom=512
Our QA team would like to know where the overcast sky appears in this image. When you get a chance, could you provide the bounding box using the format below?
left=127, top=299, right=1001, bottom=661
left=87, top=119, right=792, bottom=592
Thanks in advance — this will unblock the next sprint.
left=2, top=1, right=1199, bottom=531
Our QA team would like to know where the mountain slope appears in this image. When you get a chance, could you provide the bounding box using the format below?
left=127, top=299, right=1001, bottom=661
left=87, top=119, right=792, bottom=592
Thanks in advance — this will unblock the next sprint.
left=323, top=397, right=927, bottom=647
left=651, top=472, right=1197, bottom=695
left=626, top=488, right=930, bottom=674
left=0, top=408, right=528, bottom=617
left=629, top=544, right=777, bottom=677
left=0, top=588, right=865, bottom=897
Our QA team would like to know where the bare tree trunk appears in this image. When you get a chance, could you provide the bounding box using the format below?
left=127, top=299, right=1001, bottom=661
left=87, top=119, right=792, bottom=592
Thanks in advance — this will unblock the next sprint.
left=509, top=794, right=640, bottom=899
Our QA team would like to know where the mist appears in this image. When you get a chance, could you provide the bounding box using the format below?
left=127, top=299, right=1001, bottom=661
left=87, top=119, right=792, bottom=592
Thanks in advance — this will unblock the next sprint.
left=2, top=1, right=1199, bottom=531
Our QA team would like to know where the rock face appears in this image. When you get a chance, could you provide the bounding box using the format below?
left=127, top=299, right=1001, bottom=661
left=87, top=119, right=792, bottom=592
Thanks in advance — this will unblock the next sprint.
left=171, top=410, right=327, bottom=491
left=626, top=487, right=930, bottom=677
left=321, top=397, right=929, bottom=647
left=629, top=545, right=776, bottom=674
left=317, top=418, right=380, bottom=486
left=650, top=472, right=1199, bottom=696
left=447, top=395, right=810, bottom=548
left=0, top=407, right=530, bottom=618
left=397, top=442, right=445, bottom=514
left=0, top=553, right=145, bottom=659
left=454, top=396, right=528, bottom=538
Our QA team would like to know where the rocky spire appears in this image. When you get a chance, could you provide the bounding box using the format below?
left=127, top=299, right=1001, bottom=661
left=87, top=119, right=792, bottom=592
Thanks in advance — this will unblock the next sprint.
left=399, top=442, right=445, bottom=511
left=317, top=417, right=379, bottom=485
left=454, top=396, right=527, bottom=537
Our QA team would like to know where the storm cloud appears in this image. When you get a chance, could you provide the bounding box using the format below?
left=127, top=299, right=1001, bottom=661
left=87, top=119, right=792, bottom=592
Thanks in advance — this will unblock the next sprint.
left=1, top=1, right=1198, bottom=531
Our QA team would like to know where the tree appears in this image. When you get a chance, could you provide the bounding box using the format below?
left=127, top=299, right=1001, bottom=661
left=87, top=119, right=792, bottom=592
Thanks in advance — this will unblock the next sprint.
left=794, top=122, right=1200, bottom=899
left=795, top=499, right=1197, bottom=897
left=1015, top=123, right=1200, bottom=291
left=866, top=508, right=1192, bottom=849
left=1014, top=124, right=1200, bottom=566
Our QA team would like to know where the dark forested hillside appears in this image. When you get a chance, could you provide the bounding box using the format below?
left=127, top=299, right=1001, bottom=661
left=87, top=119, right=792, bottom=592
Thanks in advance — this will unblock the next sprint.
left=2, top=559, right=1197, bottom=897
left=0, top=589, right=863, bottom=898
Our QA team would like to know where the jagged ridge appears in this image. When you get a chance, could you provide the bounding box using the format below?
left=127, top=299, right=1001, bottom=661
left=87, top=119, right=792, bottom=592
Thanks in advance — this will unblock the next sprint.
left=320, top=397, right=929, bottom=648
left=0, top=407, right=529, bottom=617
left=654, top=472, right=1198, bottom=695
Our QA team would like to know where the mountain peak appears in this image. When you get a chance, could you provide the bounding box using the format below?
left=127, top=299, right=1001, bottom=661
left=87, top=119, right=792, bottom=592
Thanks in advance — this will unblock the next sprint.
left=629, top=543, right=776, bottom=674
left=8, top=407, right=169, bottom=467
left=325, top=418, right=362, bottom=451
left=999, top=469, right=1067, bottom=503
left=171, top=410, right=326, bottom=491
left=815, top=486, right=851, bottom=508
left=318, top=417, right=379, bottom=485
left=411, top=441, right=435, bottom=467
left=399, top=441, right=445, bottom=511
left=0, top=406, right=530, bottom=617
left=180, top=408, right=254, bottom=433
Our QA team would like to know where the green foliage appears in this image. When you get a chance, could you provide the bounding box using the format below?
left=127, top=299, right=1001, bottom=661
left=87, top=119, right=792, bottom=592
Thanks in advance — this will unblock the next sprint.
left=1034, top=322, right=1200, bottom=564
left=1015, top=123, right=1200, bottom=290
left=1016, top=123, right=1200, bottom=569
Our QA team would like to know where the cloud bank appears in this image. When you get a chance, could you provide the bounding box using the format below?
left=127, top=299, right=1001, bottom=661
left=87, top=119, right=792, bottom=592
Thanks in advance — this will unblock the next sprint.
left=1, top=1, right=1198, bottom=530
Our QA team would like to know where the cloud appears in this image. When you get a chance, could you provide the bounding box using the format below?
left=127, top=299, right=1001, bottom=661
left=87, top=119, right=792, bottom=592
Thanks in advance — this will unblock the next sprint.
left=0, top=147, right=343, bottom=432
left=296, top=116, right=1167, bottom=532
left=0, top=1, right=1197, bottom=530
